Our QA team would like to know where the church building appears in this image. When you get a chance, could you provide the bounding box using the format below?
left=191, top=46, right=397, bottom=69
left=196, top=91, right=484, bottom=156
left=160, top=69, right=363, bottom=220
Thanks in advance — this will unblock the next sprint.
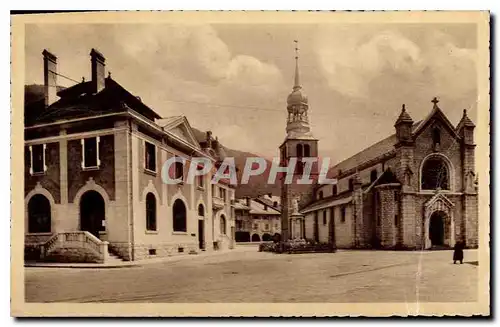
left=280, top=47, right=478, bottom=250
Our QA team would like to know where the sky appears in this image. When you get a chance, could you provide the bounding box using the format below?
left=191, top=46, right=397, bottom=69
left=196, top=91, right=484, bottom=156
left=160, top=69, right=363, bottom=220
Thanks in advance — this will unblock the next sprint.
left=25, top=23, right=478, bottom=165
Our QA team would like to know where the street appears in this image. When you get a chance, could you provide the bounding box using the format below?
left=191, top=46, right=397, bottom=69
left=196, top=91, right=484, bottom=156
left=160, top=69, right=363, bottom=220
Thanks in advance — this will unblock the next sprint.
left=25, top=246, right=478, bottom=303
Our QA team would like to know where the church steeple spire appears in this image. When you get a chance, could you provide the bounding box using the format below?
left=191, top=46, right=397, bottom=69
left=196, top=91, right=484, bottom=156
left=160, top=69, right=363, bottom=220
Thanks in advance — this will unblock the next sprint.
left=293, top=40, right=301, bottom=90
left=285, top=40, right=312, bottom=140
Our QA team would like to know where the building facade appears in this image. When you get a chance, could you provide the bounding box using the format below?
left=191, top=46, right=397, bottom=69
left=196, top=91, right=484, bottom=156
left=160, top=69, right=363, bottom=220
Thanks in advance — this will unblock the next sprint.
left=234, top=195, right=281, bottom=242
left=300, top=101, right=478, bottom=250
left=25, top=49, right=236, bottom=262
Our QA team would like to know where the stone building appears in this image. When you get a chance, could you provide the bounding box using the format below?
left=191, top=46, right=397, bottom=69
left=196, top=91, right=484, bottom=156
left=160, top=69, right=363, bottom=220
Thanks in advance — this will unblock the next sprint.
left=278, top=49, right=478, bottom=250
left=299, top=100, right=478, bottom=250
left=234, top=195, right=281, bottom=242
left=24, top=49, right=236, bottom=262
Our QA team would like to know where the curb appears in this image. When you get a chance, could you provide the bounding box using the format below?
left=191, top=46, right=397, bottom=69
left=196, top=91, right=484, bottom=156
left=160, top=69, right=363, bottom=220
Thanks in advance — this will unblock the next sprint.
left=24, top=248, right=247, bottom=269
left=24, top=262, right=142, bottom=269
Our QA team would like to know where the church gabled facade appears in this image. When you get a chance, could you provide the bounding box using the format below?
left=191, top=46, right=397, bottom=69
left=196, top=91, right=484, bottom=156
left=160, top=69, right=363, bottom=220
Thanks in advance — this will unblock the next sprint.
left=300, top=99, right=478, bottom=250
left=278, top=46, right=478, bottom=250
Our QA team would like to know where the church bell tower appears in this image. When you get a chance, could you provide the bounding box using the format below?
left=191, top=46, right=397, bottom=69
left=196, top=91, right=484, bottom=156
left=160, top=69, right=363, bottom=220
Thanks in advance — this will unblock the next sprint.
left=279, top=41, right=319, bottom=241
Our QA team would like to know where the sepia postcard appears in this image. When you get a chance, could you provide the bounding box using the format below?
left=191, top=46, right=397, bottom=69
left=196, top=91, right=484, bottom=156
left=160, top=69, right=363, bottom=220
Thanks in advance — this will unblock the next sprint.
left=11, top=11, right=490, bottom=317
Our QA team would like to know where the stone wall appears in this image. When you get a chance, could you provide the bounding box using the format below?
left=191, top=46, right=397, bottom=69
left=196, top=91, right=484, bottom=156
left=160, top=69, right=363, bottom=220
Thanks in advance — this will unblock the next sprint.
left=45, top=247, right=103, bottom=263
left=464, top=194, right=478, bottom=248
left=133, top=241, right=199, bottom=260
left=377, top=185, right=399, bottom=248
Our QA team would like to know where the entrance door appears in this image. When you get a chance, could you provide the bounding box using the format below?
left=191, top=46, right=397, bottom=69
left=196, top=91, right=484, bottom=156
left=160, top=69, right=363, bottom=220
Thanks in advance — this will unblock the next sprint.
left=80, top=191, right=105, bottom=238
left=429, top=211, right=445, bottom=246
left=198, top=219, right=205, bottom=250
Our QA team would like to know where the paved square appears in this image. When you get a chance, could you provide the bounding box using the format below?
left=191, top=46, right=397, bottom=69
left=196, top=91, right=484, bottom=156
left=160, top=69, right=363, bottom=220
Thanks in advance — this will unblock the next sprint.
left=25, top=246, right=478, bottom=303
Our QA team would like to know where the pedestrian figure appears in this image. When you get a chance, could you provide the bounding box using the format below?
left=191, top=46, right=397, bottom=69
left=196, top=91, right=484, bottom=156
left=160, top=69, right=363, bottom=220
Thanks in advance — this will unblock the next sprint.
left=453, top=241, right=464, bottom=264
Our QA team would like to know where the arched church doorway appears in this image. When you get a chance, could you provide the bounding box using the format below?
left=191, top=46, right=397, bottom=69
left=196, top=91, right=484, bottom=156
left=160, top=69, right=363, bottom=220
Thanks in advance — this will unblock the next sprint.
left=429, top=211, right=446, bottom=246
left=80, top=191, right=105, bottom=238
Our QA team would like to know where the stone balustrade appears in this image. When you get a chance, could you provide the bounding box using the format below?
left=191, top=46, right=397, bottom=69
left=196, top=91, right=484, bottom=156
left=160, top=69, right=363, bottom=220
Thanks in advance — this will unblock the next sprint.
left=42, top=231, right=109, bottom=263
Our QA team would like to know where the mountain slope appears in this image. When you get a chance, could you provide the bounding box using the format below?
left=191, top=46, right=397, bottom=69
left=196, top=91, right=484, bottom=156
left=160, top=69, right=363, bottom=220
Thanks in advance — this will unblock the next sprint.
left=191, top=128, right=280, bottom=198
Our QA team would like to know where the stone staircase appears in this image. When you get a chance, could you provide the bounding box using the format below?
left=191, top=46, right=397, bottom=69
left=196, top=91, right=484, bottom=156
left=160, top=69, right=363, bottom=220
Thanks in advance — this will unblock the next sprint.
left=107, top=250, right=125, bottom=264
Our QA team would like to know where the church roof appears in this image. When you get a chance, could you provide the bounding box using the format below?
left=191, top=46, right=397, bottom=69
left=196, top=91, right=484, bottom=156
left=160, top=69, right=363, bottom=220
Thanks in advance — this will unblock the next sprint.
left=411, top=100, right=460, bottom=139
left=327, top=121, right=421, bottom=179
left=300, top=192, right=352, bottom=214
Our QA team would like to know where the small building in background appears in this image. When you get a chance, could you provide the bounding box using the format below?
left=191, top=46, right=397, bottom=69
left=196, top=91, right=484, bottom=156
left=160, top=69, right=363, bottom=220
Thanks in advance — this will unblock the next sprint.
left=234, top=195, right=281, bottom=243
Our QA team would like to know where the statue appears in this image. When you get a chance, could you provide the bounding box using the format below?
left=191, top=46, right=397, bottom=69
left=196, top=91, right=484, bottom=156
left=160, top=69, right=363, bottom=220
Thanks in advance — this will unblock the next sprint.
left=292, top=197, right=300, bottom=214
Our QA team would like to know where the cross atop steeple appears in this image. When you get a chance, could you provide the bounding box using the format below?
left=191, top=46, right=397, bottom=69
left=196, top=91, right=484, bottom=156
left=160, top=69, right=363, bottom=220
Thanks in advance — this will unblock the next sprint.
left=432, top=97, right=439, bottom=109
left=293, top=40, right=301, bottom=90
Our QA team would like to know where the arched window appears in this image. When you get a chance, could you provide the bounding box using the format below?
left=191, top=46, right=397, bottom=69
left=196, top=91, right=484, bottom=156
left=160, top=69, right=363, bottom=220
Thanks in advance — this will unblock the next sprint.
left=146, top=193, right=157, bottom=231
left=198, top=204, right=205, bottom=217
left=421, top=157, right=449, bottom=190
left=173, top=199, right=187, bottom=232
left=332, top=184, right=338, bottom=196
left=296, top=144, right=303, bottom=157
left=220, top=215, right=226, bottom=235
left=262, top=233, right=272, bottom=241
left=432, top=127, right=441, bottom=146
left=370, top=169, right=378, bottom=183
left=318, top=191, right=324, bottom=200
left=304, top=144, right=311, bottom=157
left=28, top=194, right=51, bottom=233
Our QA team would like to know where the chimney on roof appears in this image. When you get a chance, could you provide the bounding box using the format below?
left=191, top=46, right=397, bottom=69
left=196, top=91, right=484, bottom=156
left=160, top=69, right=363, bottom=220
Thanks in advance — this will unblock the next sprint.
left=90, top=48, right=106, bottom=93
left=42, top=49, right=58, bottom=108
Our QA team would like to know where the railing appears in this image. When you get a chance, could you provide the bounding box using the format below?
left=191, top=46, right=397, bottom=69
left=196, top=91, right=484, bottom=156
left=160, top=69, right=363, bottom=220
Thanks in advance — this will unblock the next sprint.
left=42, top=231, right=109, bottom=263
